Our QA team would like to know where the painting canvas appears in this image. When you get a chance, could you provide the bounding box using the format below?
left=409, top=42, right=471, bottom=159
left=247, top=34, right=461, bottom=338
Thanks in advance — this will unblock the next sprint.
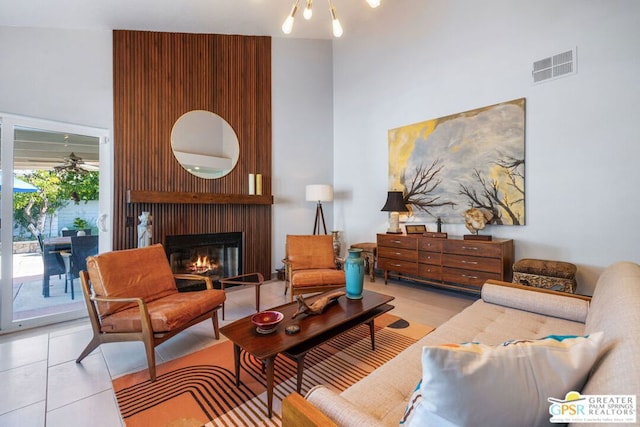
left=388, top=98, right=525, bottom=225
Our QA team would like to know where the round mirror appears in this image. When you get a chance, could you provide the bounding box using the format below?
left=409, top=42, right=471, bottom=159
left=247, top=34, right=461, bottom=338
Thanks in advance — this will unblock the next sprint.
left=171, top=110, right=240, bottom=179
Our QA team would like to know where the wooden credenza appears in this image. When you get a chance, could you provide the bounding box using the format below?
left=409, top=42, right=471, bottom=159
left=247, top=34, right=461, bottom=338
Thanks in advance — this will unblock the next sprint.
left=377, top=233, right=514, bottom=293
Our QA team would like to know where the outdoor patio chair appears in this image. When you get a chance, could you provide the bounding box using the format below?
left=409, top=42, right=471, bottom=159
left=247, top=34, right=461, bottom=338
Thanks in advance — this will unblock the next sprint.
left=37, top=233, right=67, bottom=298
left=61, top=235, right=99, bottom=299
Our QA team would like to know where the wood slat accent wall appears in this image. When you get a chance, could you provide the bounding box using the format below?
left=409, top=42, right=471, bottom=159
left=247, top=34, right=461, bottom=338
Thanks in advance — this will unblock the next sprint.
left=113, top=30, right=272, bottom=278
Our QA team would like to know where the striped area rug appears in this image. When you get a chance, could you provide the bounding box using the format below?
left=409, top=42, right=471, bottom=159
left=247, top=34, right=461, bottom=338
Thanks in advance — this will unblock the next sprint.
left=113, top=314, right=433, bottom=426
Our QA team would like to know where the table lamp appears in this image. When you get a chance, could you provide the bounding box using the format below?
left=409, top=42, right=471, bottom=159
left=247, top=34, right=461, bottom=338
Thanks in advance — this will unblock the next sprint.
left=306, top=184, right=333, bottom=234
left=381, top=191, right=408, bottom=234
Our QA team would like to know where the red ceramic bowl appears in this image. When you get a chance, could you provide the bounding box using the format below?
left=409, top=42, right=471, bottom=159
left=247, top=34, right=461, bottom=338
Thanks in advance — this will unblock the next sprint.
left=251, top=311, right=284, bottom=329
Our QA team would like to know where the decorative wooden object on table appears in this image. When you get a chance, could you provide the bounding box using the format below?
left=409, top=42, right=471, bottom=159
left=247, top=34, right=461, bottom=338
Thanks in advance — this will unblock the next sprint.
left=377, top=233, right=514, bottom=293
left=219, top=290, right=395, bottom=418
left=292, top=291, right=345, bottom=319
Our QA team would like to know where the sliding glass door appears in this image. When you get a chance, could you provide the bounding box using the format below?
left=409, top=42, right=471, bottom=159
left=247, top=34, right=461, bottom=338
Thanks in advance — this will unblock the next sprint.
left=0, top=113, right=112, bottom=332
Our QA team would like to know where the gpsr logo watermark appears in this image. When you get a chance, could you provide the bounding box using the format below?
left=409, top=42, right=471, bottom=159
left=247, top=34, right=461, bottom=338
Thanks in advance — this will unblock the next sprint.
left=548, top=391, right=636, bottom=423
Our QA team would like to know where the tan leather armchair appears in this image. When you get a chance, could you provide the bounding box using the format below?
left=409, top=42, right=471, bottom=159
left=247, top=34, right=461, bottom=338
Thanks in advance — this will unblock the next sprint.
left=283, top=235, right=346, bottom=302
left=76, top=244, right=225, bottom=381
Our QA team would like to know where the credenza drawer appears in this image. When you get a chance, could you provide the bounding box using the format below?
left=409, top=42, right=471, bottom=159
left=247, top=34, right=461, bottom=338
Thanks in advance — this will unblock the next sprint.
left=419, top=264, right=442, bottom=281
left=378, top=257, right=418, bottom=275
left=418, top=239, right=443, bottom=252
left=442, top=267, right=501, bottom=288
left=378, top=234, right=417, bottom=250
left=443, top=240, right=502, bottom=258
left=418, top=251, right=442, bottom=265
left=442, top=253, right=502, bottom=274
left=379, top=246, right=418, bottom=262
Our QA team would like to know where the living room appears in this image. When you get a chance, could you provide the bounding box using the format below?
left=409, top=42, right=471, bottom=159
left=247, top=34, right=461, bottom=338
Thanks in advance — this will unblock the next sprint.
left=0, top=0, right=639, bottom=425
left=0, top=0, right=636, bottom=298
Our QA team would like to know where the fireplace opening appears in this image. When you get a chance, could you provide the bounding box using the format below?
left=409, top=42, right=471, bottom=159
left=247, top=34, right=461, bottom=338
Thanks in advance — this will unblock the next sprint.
left=165, top=232, right=244, bottom=291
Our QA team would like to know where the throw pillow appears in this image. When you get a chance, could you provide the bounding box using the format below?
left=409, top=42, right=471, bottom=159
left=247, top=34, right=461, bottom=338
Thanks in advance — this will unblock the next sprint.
left=400, top=332, right=603, bottom=427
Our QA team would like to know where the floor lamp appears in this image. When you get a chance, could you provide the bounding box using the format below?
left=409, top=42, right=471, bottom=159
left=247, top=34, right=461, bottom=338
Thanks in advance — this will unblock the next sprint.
left=306, top=184, right=333, bottom=235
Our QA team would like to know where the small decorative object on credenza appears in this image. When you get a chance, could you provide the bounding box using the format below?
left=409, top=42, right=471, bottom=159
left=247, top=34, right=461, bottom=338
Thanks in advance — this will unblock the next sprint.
left=463, top=207, right=493, bottom=241
left=292, top=291, right=346, bottom=319
left=406, top=224, right=427, bottom=235
left=381, top=190, right=409, bottom=234
left=424, top=232, right=448, bottom=239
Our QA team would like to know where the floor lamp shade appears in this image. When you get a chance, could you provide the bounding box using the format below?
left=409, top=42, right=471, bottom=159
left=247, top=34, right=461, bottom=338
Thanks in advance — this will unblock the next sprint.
left=306, top=184, right=333, bottom=234
left=381, top=191, right=408, bottom=234
left=305, top=185, right=334, bottom=202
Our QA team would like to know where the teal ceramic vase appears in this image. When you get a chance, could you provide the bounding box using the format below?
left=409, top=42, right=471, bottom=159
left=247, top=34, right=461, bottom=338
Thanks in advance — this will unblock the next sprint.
left=345, top=248, right=365, bottom=299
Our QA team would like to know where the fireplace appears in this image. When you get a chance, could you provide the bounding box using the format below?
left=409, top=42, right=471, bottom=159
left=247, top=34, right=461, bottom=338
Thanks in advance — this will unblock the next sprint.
left=165, top=232, right=244, bottom=290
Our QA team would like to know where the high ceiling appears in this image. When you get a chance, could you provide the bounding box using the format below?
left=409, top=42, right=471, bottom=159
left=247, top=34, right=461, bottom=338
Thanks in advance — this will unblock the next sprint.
left=0, top=0, right=384, bottom=40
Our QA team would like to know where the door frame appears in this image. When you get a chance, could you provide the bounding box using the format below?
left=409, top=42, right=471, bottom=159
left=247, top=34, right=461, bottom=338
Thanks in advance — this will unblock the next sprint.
left=0, top=112, right=112, bottom=333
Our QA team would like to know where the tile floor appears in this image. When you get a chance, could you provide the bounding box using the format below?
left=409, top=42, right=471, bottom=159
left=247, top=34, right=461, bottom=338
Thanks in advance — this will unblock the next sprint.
left=0, top=276, right=478, bottom=427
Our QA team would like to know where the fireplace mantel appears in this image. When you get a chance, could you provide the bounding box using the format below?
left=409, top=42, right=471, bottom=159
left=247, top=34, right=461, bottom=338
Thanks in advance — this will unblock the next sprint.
left=127, top=190, right=273, bottom=205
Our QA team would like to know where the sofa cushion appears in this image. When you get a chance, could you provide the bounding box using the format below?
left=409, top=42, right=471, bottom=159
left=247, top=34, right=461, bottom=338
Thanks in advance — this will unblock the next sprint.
left=100, top=288, right=225, bottom=333
left=87, top=244, right=178, bottom=316
left=482, top=282, right=589, bottom=322
left=401, top=333, right=603, bottom=427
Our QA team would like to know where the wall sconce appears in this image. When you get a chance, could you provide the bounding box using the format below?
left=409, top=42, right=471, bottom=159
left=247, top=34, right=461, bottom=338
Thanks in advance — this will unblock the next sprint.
left=381, top=191, right=408, bottom=234
left=306, top=184, right=334, bottom=234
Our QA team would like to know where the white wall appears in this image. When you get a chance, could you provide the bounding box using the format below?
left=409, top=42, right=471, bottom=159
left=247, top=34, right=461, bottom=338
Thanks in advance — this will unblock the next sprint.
left=332, top=0, right=640, bottom=294
left=0, top=26, right=112, bottom=128
left=272, top=37, right=334, bottom=267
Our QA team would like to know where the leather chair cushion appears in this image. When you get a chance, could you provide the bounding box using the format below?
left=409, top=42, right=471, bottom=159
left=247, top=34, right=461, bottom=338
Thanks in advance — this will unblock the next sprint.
left=286, top=235, right=336, bottom=270
left=87, top=244, right=178, bottom=317
left=100, top=289, right=226, bottom=333
left=291, top=269, right=346, bottom=288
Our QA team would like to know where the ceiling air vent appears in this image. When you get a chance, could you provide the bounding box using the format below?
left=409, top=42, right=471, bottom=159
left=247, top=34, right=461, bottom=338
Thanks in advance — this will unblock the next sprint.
left=532, top=48, right=577, bottom=84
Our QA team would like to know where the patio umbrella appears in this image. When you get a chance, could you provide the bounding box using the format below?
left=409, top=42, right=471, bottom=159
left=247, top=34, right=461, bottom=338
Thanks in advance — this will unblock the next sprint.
left=0, top=172, right=39, bottom=193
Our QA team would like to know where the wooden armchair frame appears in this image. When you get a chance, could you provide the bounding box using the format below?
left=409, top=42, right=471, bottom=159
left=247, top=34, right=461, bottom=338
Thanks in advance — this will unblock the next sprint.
left=76, top=270, right=222, bottom=381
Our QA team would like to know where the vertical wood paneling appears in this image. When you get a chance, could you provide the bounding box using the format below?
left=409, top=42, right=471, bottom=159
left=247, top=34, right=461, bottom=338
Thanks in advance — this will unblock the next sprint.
left=113, top=31, right=272, bottom=278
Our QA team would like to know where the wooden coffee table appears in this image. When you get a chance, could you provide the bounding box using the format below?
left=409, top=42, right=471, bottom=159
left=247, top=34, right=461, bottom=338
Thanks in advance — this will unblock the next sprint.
left=219, top=289, right=395, bottom=417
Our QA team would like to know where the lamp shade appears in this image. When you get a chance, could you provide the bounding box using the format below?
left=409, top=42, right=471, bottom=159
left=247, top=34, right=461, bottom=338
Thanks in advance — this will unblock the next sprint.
left=381, top=191, right=408, bottom=212
left=306, top=184, right=334, bottom=202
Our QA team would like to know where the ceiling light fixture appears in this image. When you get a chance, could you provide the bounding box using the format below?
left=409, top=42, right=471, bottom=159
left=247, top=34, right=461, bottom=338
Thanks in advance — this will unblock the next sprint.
left=303, top=0, right=313, bottom=20
left=281, top=0, right=381, bottom=38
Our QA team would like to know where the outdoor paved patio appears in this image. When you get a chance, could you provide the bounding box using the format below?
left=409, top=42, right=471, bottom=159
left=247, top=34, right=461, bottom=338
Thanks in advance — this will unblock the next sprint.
left=11, top=253, right=84, bottom=320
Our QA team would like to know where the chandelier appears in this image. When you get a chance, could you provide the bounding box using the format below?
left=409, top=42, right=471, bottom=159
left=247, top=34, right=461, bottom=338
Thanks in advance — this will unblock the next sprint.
left=282, top=0, right=382, bottom=38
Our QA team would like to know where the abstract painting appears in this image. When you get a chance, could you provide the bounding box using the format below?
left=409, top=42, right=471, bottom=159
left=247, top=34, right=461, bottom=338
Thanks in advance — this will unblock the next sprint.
left=388, top=98, right=525, bottom=225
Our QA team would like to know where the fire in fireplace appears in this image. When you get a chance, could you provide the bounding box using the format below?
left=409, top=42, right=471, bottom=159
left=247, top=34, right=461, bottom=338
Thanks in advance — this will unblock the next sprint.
left=165, top=232, right=244, bottom=290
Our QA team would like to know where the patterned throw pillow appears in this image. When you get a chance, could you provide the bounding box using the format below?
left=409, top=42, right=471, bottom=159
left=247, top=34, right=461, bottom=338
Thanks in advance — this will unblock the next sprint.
left=400, top=332, right=603, bottom=427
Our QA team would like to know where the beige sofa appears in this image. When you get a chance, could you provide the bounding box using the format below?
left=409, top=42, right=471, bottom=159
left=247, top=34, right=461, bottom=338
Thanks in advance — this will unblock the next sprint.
left=282, top=261, right=640, bottom=426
